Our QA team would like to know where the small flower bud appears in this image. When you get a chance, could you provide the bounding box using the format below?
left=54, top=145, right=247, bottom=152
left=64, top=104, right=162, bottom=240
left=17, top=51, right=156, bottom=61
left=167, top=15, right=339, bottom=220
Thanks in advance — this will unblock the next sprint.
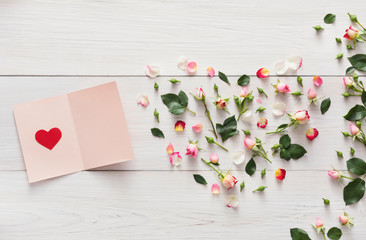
left=205, top=136, right=215, bottom=144
left=255, top=138, right=261, bottom=143
left=342, top=131, right=351, bottom=137
left=335, top=38, right=342, bottom=43
left=271, top=144, right=280, bottom=150
left=353, top=72, right=359, bottom=81
left=291, top=91, right=303, bottom=96
left=297, top=76, right=303, bottom=86
left=242, top=130, right=251, bottom=135
left=350, top=147, right=355, bottom=156
left=342, top=92, right=350, bottom=97
left=154, top=82, right=159, bottom=89
left=256, top=106, right=266, bottom=113
left=336, top=151, right=343, bottom=158
left=347, top=44, right=353, bottom=50
left=348, top=13, right=358, bottom=22
left=336, top=53, right=343, bottom=59
left=322, top=198, right=330, bottom=205
left=356, top=121, right=362, bottom=128
left=313, top=25, right=324, bottom=31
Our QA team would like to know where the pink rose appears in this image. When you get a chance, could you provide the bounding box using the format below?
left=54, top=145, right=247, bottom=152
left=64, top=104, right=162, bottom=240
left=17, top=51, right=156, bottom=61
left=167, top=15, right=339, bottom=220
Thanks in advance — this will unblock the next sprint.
left=276, top=82, right=291, bottom=93
left=315, top=217, right=324, bottom=228
left=294, top=110, right=310, bottom=124
left=185, top=143, right=198, bottom=157
left=209, top=153, right=219, bottom=164
left=244, top=137, right=256, bottom=150
left=344, top=25, right=359, bottom=40
left=343, top=77, right=353, bottom=87
left=240, top=87, right=249, bottom=97
left=215, top=98, right=227, bottom=109
left=308, top=88, right=317, bottom=99
left=350, top=123, right=360, bottom=136
left=339, top=215, right=348, bottom=225
left=328, top=170, right=339, bottom=180
left=221, top=174, right=238, bottom=190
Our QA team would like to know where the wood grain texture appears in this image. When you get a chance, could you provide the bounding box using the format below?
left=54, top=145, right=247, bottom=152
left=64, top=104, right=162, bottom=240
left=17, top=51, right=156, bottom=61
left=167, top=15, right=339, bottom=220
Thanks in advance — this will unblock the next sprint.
left=0, top=0, right=366, bottom=75
left=0, top=171, right=364, bottom=240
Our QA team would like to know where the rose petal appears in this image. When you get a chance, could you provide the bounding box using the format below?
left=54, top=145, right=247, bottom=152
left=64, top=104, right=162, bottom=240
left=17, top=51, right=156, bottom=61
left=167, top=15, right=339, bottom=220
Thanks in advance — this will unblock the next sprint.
left=287, top=56, right=303, bottom=70
left=240, top=110, right=254, bottom=123
left=306, top=128, right=319, bottom=141
left=231, top=150, right=245, bottom=165
left=177, top=56, right=188, bottom=70
left=210, top=153, right=219, bottom=164
left=272, top=102, right=286, bottom=116
left=169, top=152, right=182, bottom=166
left=192, top=123, right=203, bottom=133
left=256, top=99, right=262, bottom=103
left=225, top=195, right=239, bottom=208
left=275, top=168, right=286, bottom=180
left=174, top=121, right=186, bottom=132
left=166, top=143, right=174, bottom=155
left=274, top=59, right=288, bottom=75
left=256, top=68, right=270, bottom=78
left=187, top=61, right=197, bottom=74
left=206, top=67, right=215, bottom=77
left=145, top=64, right=160, bottom=78
left=313, top=76, right=323, bottom=87
left=211, top=183, right=220, bottom=194
left=137, top=94, right=149, bottom=107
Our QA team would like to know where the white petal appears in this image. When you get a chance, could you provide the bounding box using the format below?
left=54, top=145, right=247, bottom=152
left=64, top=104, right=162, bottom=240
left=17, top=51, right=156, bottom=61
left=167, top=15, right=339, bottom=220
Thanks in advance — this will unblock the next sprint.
left=287, top=56, right=302, bottom=70
left=274, top=59, right=288, bottom=75
left=145, top=64, right=160, bottom=78
left=272, top=102, right=286, bottom=117
left=177, top=56, right=188, bottom=71
left=225, top=195, right=239, bottom=208
left=240, top=110, right=253, bottom=123
left=232, top=150, right=246, bottom=165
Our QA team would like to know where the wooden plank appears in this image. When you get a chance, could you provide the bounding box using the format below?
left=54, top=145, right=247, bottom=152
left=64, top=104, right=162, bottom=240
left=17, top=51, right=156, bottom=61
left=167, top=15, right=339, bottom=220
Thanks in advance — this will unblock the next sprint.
left=0, top=76, right=364, bottom=171
left=0, top=0, right=365, bottom=75
left=0, top=170, right=363, bottom=239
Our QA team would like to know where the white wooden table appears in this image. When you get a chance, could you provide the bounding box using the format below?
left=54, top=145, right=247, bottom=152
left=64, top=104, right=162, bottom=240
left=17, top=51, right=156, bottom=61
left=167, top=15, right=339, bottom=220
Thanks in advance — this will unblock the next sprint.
left=1, top=1, right=366, bottom=239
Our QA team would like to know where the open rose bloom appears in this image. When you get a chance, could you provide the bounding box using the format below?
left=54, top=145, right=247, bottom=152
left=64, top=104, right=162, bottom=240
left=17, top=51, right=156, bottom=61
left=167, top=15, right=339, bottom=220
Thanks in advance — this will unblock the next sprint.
left=215, top=98, right=227, bottom=110
left=257, top=118, right=268, bottom=128
left=185, top=143, right=199, bottom=157
left=169, top=152, right=182, bottom=166
left=293, top=110, right=310, bottom=124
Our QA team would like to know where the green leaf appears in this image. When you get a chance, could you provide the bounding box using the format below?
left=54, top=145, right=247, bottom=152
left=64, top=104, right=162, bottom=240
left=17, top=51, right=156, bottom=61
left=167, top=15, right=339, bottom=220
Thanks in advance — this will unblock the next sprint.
left=178, top=90, right=188, bottom=107
left=168, top=78, right=181, bottom=84
left=343, top=178, right=365, bottom=205
left=287, top=144, right=307, bottom=159
left=276, top=123, right=289, bottom=131
left=280, top=149, right=292, bottom=160
left=327, top=227, right=342, bottom=240
left=348, top=54, right=366, bottom=71
left=261, top=168, right=266, bottom=179
left=279, top=134, right=291, bottom=148
left=343, top=104, right=366, bottom=121
left=193, top=174, right=207, bottom=185
left=346, top=66, right=355, bottom=75
left=216, top=115, right=239, bottom=142
left=150, top=128, right=165, bottom=138
left=169, top=104, right=186, bottom=115
left=362, top=91, right=366, bottom=107
left=290, top=228, right=311, bottom=240
left=324, top=13, right=336, bottom=24
left=240, top=181, right=245, bottom=191
left=320, top=98, right=331, bottom=114
left=245, top=158, right=256, bottom=176
left=218, top=71, right=230, bottom=85
left=161, top=93, right=179, bottom=108
left=237, top=74, right=250, bottom=86
left=347, top=157, right=366, bottom=175
left=322, top=198, right=330, bottom=205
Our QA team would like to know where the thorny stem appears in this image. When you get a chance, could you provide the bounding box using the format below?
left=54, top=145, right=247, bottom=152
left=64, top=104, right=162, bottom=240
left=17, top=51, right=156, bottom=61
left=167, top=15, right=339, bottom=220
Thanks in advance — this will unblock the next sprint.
left=201, top=158, right=224, bottom=179
left=202, top=100, right=218, bottom=139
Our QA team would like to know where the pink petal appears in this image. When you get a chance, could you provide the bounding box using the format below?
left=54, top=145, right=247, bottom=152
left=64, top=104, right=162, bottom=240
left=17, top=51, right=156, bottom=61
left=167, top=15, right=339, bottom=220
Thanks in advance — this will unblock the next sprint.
left=145, top=64, right=160, bottom=78
left=206, top=67, right=215, bottom=77
left=256, top=68, right=269, bottom=78
left=137, top=94, right=149, bottom=107
left=187, top=61, right=197, bottom=74
left=306, top=128, right=319, bottom=141
left=169, top=152, right=182, bottom=166
left=192, top=123, right=203, bottom=133
left=166, top=143, right=174, bottom=155
left=313, top=76, right=323, bottom=87
left=256, top=99, right=262, bottom=103
left=225, top=195, right=239, bottom=208
left=211, top=183, right=220, bottom=194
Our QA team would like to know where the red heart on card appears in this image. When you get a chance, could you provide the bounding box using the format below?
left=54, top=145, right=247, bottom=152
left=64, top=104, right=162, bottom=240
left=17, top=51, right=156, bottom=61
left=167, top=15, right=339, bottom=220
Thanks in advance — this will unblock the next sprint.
left=35, top=128, right=62, bottom=150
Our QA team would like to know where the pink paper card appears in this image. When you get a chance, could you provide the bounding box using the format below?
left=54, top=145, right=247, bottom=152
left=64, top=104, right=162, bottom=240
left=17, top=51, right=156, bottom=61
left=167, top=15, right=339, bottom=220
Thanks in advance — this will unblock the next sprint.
left=13, top=82, right=134, bottom=183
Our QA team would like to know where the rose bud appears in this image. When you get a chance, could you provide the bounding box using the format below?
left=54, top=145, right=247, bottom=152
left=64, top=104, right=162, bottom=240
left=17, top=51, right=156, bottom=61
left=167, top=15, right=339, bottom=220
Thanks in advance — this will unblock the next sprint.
left=276, top=82, right=291, bottom=93
left=344, top=25, right=359, bottom=40
left=306, top=128, right=319, bottom=141
left=192, top=123, right=203, bottom=133
left=185, top=143, right=199, bottom=158
left=313, top=76, right=323, bottom=87
left=145, top=64, right=160, bottom=78
left=240, top=87, right=249, bottom=97
left=215, top=98, right=227, bottom=110
left=275, top=168, right=286, bottom=180
left=315, top=217, right=324, bottom=228
left=206, top=67, right=215, bottom=77
left=343, top=77, right=354, bottom=87
left=195, top=87, right=206, bottom=100
left=339, top=215, right=348, bottom=225
left=294, top=110, right=310, bottom=124
left=137, top=94, right=150, bottom=107
left=209, top=153, right=219, bottom=164
left=328, top=170, right=340, bottom=180
left=166, top=143, right=174, bottom=155
left=174, top=120, right=186, bottom=132
left=308, top=88, right=317, bottom=99
left=257, top=118, right=268, bottom=128
left=211, top=183, right=220, bottom=194
left=350, top=123, right=360, bottom=136
left=221, top=174, right=238, bottom=190
left=256, top=68, right=270, bottom=79
left=169, top=152, right=182, bottom=166
left=187, top=61, right=197, bottom=74
left=244, top=137, right=256, bottom=150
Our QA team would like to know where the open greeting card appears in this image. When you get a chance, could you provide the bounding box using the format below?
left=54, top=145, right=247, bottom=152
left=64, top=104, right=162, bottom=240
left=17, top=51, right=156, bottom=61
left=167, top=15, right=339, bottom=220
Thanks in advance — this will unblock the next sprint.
left=14, top=82, right=134, bottom=183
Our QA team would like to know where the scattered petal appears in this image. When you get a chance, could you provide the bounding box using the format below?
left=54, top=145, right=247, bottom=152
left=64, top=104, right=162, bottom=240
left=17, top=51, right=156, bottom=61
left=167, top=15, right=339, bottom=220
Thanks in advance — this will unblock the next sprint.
left=137, top=94, right=150, bottom=107
left=187, top=61, right=197, bottom=74
left=145, top=64, right=160, bottom=78
left=306, top=128, right=319, bottom=141
left=209, top=153, right=219, bottom=164
left=166, top=143, right=174, bottom=155
left=275, top=168, right=286, bottom=180
left=313, top=76, right=323, bottom=87
left=287, top=56, right=303, bottom=70
left=225, top=195, right=239, bottom=208
left=211, top=183, right=220, bottom=194
left=232, top=150, right=246, bottom=165
left=272, top=102, right=286, bottom=116
left=256, top=99, right=262, bottom=103
left=240, top=110, right=254, bottom=123
left=274, top=59, right=288, bottom=75
left=174, top=121, right=186, bottom=132
left=256, top=68, right=270, bottom=78
left=257, top=118, right=268, bottom=128
left=177, top=56, right=188, bottom=70
left=192, top=123, right=203, bottom=133
left=206, top=67, right=215, bottom=77
left=169, top=152, right=182, bottom=166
